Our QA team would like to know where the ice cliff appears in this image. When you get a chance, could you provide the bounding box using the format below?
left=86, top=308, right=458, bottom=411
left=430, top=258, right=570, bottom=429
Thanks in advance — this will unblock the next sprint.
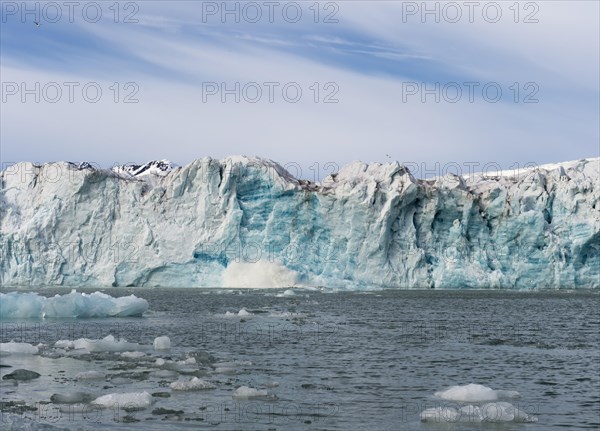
left=1, top=157, right=598, bottom=289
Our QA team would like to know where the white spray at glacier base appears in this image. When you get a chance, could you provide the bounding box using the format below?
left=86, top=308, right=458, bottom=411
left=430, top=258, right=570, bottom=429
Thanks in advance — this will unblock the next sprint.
left=0, top=157, right=598, bottom=289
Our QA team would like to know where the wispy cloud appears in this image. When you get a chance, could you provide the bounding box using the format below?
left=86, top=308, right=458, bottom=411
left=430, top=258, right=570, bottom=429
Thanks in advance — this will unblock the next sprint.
left=1, top=1, right=598, bottom=175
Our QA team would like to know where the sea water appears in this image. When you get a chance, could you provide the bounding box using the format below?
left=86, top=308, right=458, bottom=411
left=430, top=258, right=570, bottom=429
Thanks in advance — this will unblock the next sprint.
left=1, top=288, right=598, bottom=430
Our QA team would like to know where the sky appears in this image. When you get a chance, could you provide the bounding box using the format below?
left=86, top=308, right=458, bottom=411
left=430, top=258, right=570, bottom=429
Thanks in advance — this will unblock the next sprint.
left=1, top=0, right=599, bottom=179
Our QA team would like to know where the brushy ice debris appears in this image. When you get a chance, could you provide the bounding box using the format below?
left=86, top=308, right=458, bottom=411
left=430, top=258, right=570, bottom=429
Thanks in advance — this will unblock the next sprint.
left=75, top=371, right=104, bottom=380
left=73, top=335, right=140, bottom=353
left=120, top=351, right=145, bottom=359
left=222, top=260, right=299, bottom=288
left=435, top=384, right=520, bottom=402
left=170, top=377, right=216, bottom=391
left=92, top=391, right=153, bottom=409
left=420, top=402, right=537, bottom=423
left=153, top=336, right=171, bottom=350
left=0, top=342, right=39, bottom=355
left=0, top=290, right=149, bottom=318
left=232, top=386, right=269, bottom=399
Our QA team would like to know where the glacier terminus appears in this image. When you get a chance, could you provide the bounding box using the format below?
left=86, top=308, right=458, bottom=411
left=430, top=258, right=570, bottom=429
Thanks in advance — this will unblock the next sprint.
left=0, top=157, right=598, bottom=289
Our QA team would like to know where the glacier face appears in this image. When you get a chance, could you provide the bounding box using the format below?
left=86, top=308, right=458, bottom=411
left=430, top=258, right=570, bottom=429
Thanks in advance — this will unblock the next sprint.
left=0, top=157, right=598, bottom=289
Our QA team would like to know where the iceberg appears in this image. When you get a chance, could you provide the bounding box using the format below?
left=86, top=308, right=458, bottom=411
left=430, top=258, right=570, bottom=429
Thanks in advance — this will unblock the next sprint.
left=434, top=383, right=520, bottom=402
left=170, top=377, right=216, bottom=391
left=0, top=290, right=148, bottom=318
left=422, top=384, right=537, bottom=423
left=1, top=157, right=598, bottom=289
left=0, top=341, right=39, bottom=355
left=92, top=391, right=154, bottom=409
left=232, top=386, right=269, bottom=399
left=153, top=336, right=171, bottom=350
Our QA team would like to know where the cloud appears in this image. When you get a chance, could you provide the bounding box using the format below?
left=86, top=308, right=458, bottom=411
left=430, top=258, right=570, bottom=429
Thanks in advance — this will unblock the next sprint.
left=1, top=1, right=598, bottom=177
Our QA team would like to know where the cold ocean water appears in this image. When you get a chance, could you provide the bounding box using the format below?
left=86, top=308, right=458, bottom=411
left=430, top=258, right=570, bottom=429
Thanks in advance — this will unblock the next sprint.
left=0, top=288, right=598, bottom=430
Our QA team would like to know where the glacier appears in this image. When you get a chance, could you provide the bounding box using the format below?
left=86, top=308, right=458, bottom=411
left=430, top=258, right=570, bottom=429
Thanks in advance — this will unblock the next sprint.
left=0, top=157, right=598, bottom=289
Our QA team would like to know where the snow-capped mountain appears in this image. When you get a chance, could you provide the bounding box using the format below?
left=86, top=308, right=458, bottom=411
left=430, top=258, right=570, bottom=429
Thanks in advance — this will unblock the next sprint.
left=0, top=157, right=598, bottom=288
left=111, top=159, right=177, bottom=178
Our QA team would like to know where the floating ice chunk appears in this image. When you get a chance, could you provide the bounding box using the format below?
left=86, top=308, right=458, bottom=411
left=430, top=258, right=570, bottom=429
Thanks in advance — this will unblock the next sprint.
left=92, top=391, right=153, bottom=409
left=75, top=371, right=104, bottom=380
left=54, top=340, right=74, bottom=349
left=120, top=351, right=145, bottom=359
left=73, top=335, right=140, bottom=353
left=153, top=336, right=171, bottom=350
left=0, top=290, right=149, bottom=318
left=232, top=386, right=268, bottom=399
left=276, top=289, right=296, bottom=297
left=238, top=308, right=252, bottom=317
left=170, top=377, right=216, bottom=391
left=155, top=358, right=166, bottom=366
left=0, top=342, right=39, bottom=355
left=434, top=384, right=520, bottom=402
left=222, top=260, right=298, bottom=288
left=183, top=357, right=196, bottom=365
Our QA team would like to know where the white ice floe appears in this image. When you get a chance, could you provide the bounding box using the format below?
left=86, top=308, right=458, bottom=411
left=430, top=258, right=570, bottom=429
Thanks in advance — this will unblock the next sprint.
left=0, top=341, right=39, bottom=355
left=232, top=386, right=268, bottom=399
left=92, top=391, right=154, bottom=409
left=73, top=335, right=140, bottom=353
left=276, top=289, right=296, bottom=297
left=54, top=340, right=74, bottom=349
left=153, top=336, right=171, bottom=350
left=155, top=358, right=166, bottom=366
left=420, top=402, right=537, bottom=423
left=434, top=383, right=520, bottom=402
left=0, top=290, right=149, bottom=318
left=75, top=371, right=104, bottom=380
left=170, top=377, right=216, bottom=391
left=223, top=308, right=253, bottom=318
left=120, top=351, right=145, bottom=359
